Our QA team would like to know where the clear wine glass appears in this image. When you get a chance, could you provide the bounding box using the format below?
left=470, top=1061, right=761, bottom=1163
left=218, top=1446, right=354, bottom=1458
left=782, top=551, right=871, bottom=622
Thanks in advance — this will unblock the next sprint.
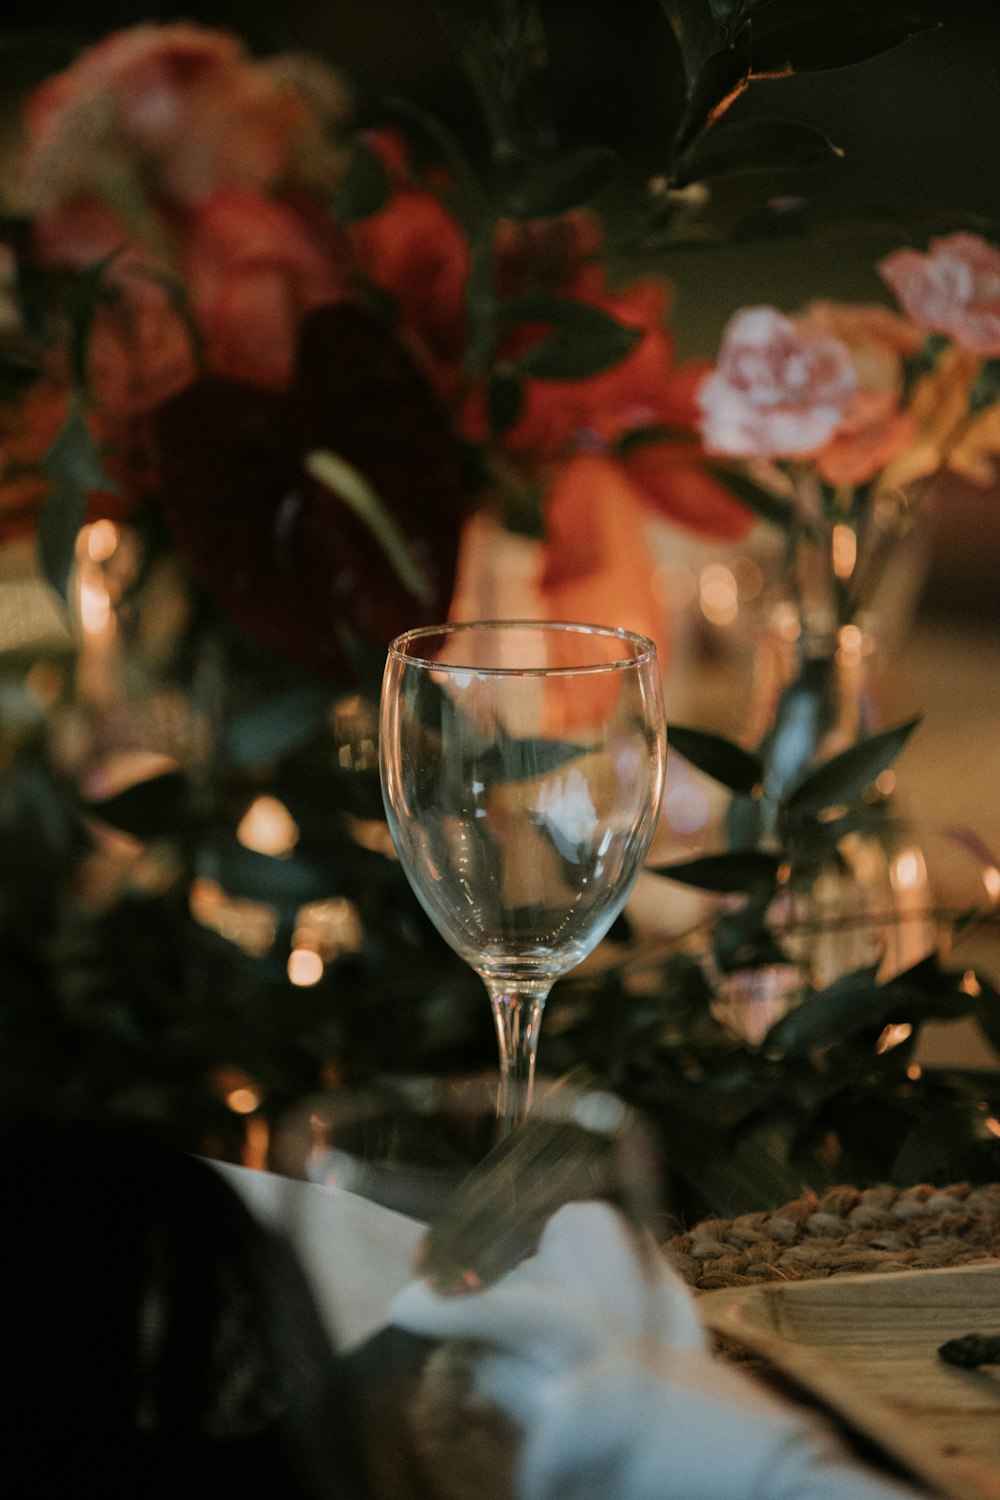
left=379, top=620, right=667, bottom=1133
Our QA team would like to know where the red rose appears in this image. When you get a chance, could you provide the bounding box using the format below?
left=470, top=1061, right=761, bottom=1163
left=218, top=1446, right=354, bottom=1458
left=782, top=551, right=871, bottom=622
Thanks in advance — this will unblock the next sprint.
left=183, top=189, right=350, bottom=389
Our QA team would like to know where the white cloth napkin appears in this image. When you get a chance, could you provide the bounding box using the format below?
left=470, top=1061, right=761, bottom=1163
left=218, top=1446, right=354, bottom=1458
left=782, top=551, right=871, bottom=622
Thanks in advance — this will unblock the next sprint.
left=390, top=1201, right=924, bottom=1500
left=210, top=1159, right=425, bottom=1351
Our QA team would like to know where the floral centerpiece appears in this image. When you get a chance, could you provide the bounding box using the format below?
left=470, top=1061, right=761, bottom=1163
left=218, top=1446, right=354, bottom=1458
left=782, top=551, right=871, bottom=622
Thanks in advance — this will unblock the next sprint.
left=0, top=14, right=772, bottom=1152
left=549, top=235, right=1000, bottom=1218
left=3, top=0, right=991, bottom=1208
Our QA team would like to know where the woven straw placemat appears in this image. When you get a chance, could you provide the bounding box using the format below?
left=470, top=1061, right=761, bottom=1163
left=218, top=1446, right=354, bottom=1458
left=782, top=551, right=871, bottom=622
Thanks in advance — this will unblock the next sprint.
left=664, top=1180, right=1000, bottom=1292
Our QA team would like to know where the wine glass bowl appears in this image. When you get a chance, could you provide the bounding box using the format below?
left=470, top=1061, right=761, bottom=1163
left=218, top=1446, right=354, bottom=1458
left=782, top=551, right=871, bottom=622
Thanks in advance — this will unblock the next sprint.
left=380, top=621, right=666, bottom=1128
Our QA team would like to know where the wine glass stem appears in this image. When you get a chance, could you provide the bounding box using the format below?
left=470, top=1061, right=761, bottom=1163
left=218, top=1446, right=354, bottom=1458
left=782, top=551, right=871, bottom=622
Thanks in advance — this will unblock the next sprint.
left=485, top=980, right=550, bottom=1136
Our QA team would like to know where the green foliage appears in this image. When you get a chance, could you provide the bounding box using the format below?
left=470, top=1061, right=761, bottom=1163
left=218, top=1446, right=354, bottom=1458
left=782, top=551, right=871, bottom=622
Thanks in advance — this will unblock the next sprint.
left=331, top=139, right=391, bottom=223
left=503, top=146, right=620, bottom=219
left=498, top=293, right=642, bottom=380
left=541, top=948, right=1000, bottom=1218
left=667, top=724, right=763, bottom=794
left=670, top=118, right=843, bottom=189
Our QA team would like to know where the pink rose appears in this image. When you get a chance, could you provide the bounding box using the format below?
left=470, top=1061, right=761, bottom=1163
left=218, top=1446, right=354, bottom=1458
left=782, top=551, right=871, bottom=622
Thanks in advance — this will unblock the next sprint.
left=25, top=23, right=347, bottom=209
left=697, top=307, right=858, bottom=459
left=183, top=190, right=349, bottom=389
left=878, top=233, right=1000, bottom=356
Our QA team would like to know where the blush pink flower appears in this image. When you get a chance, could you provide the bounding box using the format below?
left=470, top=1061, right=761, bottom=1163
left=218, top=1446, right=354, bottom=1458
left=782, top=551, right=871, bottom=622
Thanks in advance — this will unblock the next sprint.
left=878, top=233, right=1000, bottom=356
left=24, top=23, right=348, bottom=211
left=697, top=307, right=858, bottom=459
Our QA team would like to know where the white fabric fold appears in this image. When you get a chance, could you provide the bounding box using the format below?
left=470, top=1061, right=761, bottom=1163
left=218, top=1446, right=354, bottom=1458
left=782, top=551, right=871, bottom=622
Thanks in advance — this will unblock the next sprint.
left=210, top=1159, right=425, bottom=1351
left=390, top=1201, right=923, bottom=1500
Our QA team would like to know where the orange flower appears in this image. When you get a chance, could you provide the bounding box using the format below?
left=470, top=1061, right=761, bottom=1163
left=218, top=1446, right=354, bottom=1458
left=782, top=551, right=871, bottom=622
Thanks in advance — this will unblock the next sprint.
left=348, top=133, right=470, bottom=396
left=539, top=453, right=670, bottom=678
left=495, top=279, right=752, bottom=544
left=537, top=455, right=670, bottom=734
left=798, top=301, right=923, bottom=486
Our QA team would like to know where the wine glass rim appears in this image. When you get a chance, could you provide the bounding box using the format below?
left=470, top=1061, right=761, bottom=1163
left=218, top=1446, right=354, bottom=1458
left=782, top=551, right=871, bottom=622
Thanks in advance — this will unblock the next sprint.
left=387, top=619, right=658, bottom=674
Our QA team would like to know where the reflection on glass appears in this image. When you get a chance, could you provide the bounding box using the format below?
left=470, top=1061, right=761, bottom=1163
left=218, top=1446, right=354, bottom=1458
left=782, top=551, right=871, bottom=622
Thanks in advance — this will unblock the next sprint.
left=380, top=621, right=667, bottom=1131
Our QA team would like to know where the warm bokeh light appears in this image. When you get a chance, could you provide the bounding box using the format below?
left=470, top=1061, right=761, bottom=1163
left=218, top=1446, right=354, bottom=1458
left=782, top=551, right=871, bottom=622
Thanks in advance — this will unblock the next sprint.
left=293, top=897, right=363, bottom=959
left=891, top=848, right=925, bottom=892
left=699, top=563, right=738, bottom=627
left=288, top=947, right=324, bottom=986
left=79, top=578, right=111, bottom=636
left=85, top=519, right=119, bottom=563
left=983, top=865, right=1000, bottom=903
left=875, top=1022, right=913, bottom=1054
left=189, top=877, right=278, bottom=957
left=227, top=1086, right=261, bottom=1114
left=838, top=623, right=863, bottom=658
left=773, top=602, right=801, bottom=642
left=237, top=794, right=300, bottom=857
left=832, top=522, right=857, bottom=579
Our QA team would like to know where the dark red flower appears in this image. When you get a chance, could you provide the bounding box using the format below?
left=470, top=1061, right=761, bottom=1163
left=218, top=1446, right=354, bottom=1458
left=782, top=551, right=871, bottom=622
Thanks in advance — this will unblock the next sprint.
left=151, top=302, right=470, bottom=677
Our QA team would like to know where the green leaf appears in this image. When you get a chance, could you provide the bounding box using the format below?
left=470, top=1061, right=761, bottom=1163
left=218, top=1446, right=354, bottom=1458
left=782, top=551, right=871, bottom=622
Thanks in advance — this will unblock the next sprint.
left=199, top=840, right=329, bottom=910
left=903, top=331, right=950, bottom=389
left=37, top=482, right=85, bottom=602
left=381, top=94, right=486, bottom=215
left=748, top=8, right=939, bottom=75
left=87, top=771, right=188, bottom=842
left=475, top=732, right=585, bottom=785
left=708, top=0, right=748, bottom=26
left=305, top=448, right=431, bottom=602
left=500, top=293, right=641, bottom=381
left=761, top=657, right=833, bottom=808
left=67, top=251, right=120, bottom=393
left=672, top=33, right=752, bottom=157
left=504, top=146, right=619, bottom=218
left=669, top=1110, right=808, bottom=1216
left=667, top=725, right=763, bottom=794
left=615, top=424, right=700, bottom=457
left=487, top=366, right=525, bottom=435
left=657, top=0, right=725, bottom=85
left=40, top=398, right=119, bottom=599
left=706, top=464, right=796, bottom=530
left=424, top=0, right=546, bottom=155
left=764, top=965, right=887, bottom=1055
left=0, top=339, right=42, bottom=401
left=331, top=139, right=390, bottom=223
left=969, top=358, right=1000, bottom=416
left=891, top=1100, right=998, bottom=1186
left=673, top=117, right=842, bottom=188
left=784, top=717, right=920, bottom=817
left=223, top=686, right=332, bottom=770
left=653, top=849, right=781, bottom=893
